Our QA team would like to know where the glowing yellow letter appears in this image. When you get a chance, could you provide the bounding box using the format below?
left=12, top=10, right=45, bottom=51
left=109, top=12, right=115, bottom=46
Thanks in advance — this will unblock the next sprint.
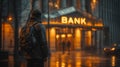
left=68, top=17, right=74, bottom=24
left=74, top=18, right=80, bottom=24
left=61, top=16, right=67, bottom=24
left=81, top=18, right=86, bottom=24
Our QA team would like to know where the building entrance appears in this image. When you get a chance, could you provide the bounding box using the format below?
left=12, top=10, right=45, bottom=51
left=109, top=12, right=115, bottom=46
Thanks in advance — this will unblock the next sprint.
left=55, top=28, right=74, bottom=51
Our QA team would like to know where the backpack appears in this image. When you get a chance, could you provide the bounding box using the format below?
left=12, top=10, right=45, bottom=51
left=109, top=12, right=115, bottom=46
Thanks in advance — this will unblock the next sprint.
left=19, top=23, right=50, bottom=59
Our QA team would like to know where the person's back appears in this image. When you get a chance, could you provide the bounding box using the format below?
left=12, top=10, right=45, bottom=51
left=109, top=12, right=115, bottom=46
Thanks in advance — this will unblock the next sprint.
left=30, top=22, right=50, bottom=59
left=19, top=10, right=50, bottom=67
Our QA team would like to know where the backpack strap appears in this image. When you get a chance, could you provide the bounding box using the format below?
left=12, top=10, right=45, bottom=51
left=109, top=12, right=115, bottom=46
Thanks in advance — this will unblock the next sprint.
left=31, top=22, right=40, bottom=30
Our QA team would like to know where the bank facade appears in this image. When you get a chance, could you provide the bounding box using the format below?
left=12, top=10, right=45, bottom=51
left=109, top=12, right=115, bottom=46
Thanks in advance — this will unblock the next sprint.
left=0, top=0, right=110, bottom=53
left=42, top=7, right=108, bottom=51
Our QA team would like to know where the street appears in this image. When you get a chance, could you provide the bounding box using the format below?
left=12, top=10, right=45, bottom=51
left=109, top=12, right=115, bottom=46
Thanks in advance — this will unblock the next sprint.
left=49, top=50, right=120, bottom=67
left=7, top=50, right=120, bottom=67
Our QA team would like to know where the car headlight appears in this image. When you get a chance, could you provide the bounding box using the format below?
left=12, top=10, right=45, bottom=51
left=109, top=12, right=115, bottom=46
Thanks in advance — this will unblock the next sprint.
left=111, top=48, right=115, bottom=51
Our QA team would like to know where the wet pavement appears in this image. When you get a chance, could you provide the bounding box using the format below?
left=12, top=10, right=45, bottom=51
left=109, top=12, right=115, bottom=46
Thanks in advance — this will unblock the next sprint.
left=6, top=50, right=120, bottom=67
left=50, top=50, right=120, bottom=67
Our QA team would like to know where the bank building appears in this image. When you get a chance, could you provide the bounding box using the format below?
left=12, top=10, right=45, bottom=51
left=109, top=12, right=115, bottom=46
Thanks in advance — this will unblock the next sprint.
left=1, top=0, right=109, bottom=53
left=42, top=6, right=108, bottom=51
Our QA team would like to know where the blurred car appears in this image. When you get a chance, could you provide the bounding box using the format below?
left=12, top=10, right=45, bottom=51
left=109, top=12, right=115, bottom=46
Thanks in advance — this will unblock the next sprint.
left=103, top=44, right=120, bottom=56
left=103, top=46, right=115, bottom=55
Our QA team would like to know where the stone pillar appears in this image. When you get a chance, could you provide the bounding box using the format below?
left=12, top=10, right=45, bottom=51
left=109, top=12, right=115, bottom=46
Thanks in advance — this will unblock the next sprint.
left=20, top=0, right=31, bottom=27
left=41, top=0, right=48, bottom=13
left=100, top=30, right=104, bottom=49
left=85, top=0, right=92, bottom=13
left=92, top=31, right=95, bottom=47
left=60, top=0, right=66, bottom=8
left=74, top=28, right=81, bottom=50
left=81, top=30, right=85, bottom=49
left=80, top=0, right=86, bottom=11
left=32, top=0, right=41, bottom=10
left=96, top=30, right=100, bottom=51
left=71, top=0, right=76, bottom=7
left=0, top=0, right=2, bottom=49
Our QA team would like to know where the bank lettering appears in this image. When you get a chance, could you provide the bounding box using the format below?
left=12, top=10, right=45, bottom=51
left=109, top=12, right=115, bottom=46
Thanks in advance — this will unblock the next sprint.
left=61, top=16, right=86, bottom=24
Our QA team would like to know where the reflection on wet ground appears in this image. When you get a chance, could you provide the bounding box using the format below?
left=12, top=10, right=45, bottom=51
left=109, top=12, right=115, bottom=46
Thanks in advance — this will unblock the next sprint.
left=50, top=51, right=120, bottom=67
left=7, top=50, right=120, bottom=67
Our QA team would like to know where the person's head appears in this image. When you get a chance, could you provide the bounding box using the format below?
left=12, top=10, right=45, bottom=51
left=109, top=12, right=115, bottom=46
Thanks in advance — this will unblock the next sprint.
left=30, top=10, right=41, bottom=22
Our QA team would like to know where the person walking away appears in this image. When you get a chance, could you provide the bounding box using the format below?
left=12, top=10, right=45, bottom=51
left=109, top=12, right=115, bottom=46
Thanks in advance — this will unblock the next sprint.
left=61, top=40, right=66, bottom=54
left=66, top=40, right=71, bottom=54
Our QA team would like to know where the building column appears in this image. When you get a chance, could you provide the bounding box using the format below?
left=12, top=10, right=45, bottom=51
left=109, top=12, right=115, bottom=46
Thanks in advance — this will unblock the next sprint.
left=80, top=0, right=86, bottom=11
left=85, top=0, right=92, bottom=13
left=96, top=31, right=100, bottom=49
left=74, top=28, right=81, bottom=50
left=103, top=27, right=109, bottom=46
left=100, top=30, right=104, bottom=51
left=20, top=0, right=31, bottom=27
left=49, top=28, right=56, bottom=51
left=32, top=0, right=41, bottom=10
left=81, top=30, right=85, bottom=49
left=94, top=31, right=97, bottom=50
left=60, top=0, right=66, bottom=8
left=92, top=31, right=97, bottom=50
left=41, top=0, right=48, bottom=13
left=71, top=0, right=76, bottom=7
left=0, top=0, right=2, bottom=49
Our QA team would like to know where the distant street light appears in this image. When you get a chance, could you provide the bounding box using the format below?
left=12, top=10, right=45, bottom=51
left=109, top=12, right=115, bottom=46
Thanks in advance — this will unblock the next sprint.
left=8, top=16, right=13, bottom=21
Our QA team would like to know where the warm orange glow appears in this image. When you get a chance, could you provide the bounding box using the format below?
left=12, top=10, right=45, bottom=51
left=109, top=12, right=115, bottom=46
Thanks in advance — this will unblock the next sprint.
left=77, top=0, right=80, bottom=9
left=68, top=64, right=71, bottom=67
left=56, top=35, right=60, bottom=39
left=92, top=28, right=96, bottom=31
left=54, top=4, right=59, bottom=9
left=76, top=29, right=80, bottom=37
left=2, top=23, right=14, bottom=50
left=67, top=34, right=72, bottom=37
left=8, top=16, right=13, bottom=21
left=85, top=57, right=92, bottom=67
left=79, top=28, right=83, bottom=30
left=61, top=34, right=66, bottom=38
left=61, top=62, right=65, bottom=67
left=56, top=0, right=60, bottom=9
left=93, top=0, right=97, bottom=3
left=50, top=28, right=56, bottom=49
left=76, top=62, right=81, bottom=67
left=74, top=28, right=81, bottom=49
left=75, top=52, right=82, bottom=67
left=2, top=23, right=12, bottom=33
left=91, top=0, right=97, bottom=11
left=50, top=28, right=56, bottom=40
left=85, top=56, right=101, bottom=67
left=111, top=47, right=115, bottom=51
left=56, top=61, right=59, bottom=67
left=85, top=31, right=92, bottom=46
left=111, top=56, right=116, bottom=67
left=94, top=23, right=103, bottom=26
left=86, top=22, right=92, bottom=26
left=61, top=16, right=86, bottom=24
left=87, top=31, right=92, bottom=46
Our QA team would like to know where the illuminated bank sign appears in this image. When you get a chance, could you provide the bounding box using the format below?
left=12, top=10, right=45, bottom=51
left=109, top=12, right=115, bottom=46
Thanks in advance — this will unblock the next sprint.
left=61, top=16, right=86, bottom=24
